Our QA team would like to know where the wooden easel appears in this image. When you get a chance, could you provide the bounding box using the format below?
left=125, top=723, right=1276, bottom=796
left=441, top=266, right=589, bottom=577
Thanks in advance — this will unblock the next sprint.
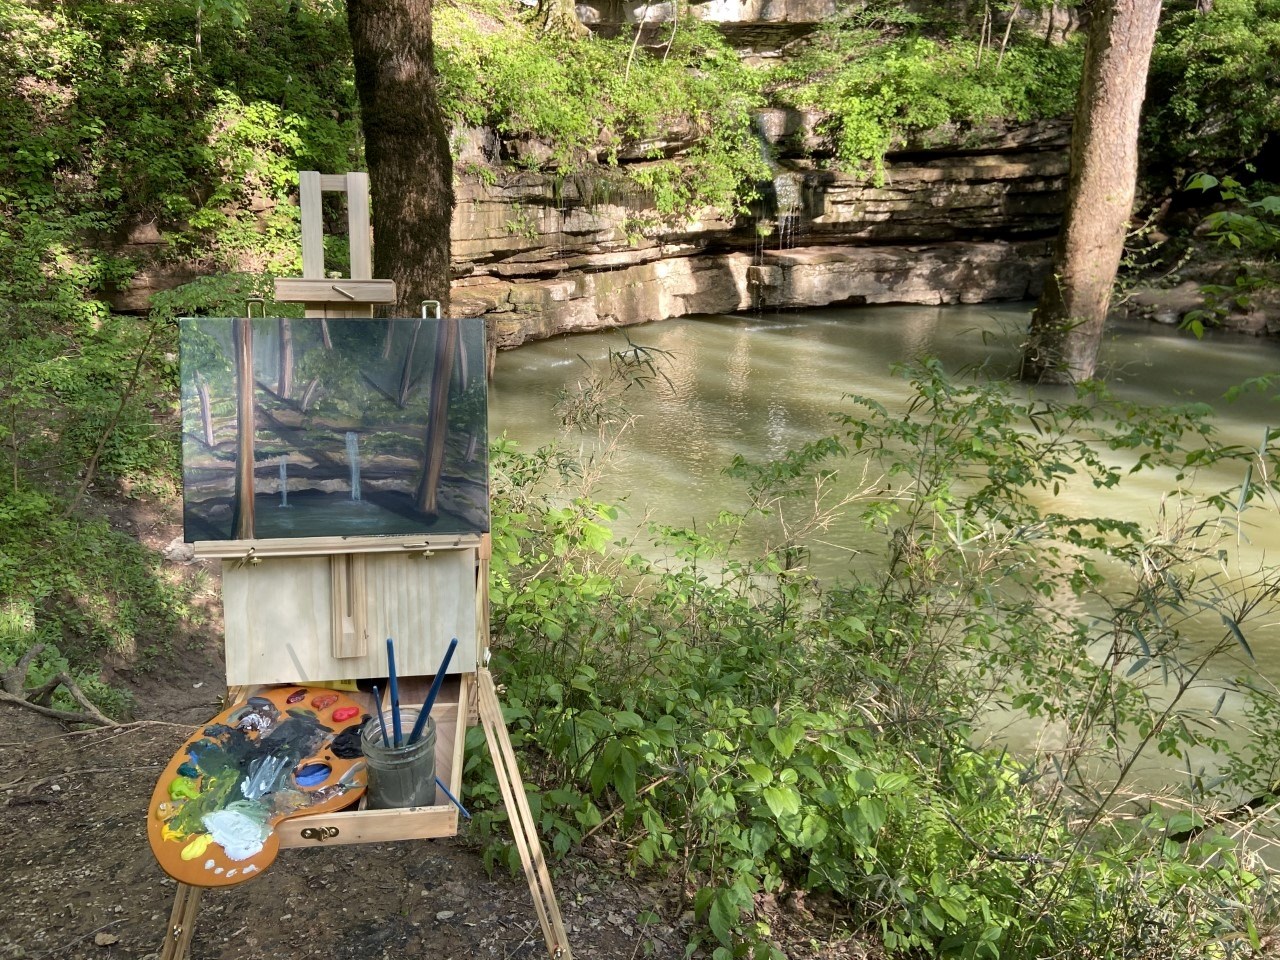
left=157, top=172, right=572, bottom=960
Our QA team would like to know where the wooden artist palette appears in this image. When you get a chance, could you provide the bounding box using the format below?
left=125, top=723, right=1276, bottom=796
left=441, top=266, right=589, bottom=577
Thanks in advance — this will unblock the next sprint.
left=147, top=686, right=368, bottom=887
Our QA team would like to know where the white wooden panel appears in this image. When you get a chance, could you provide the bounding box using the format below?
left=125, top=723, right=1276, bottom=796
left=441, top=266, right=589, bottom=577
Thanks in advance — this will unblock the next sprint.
left=318, top=173, right=349, bottom=191
left=223, top=550, right=478, bottom=687
left=299, top=171, right=324, bottom=279
left=346, top=172, right=373, bottom=280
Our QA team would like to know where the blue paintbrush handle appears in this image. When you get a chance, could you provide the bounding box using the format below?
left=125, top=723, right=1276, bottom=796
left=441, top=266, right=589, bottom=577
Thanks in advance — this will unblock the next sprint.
left=386, top=637, right=402, bottom=748
left=409, top=637, right=458, bottom=745
left=435, top=775, right=470, bottom=819
left=371, top=683, right=390, bottom=746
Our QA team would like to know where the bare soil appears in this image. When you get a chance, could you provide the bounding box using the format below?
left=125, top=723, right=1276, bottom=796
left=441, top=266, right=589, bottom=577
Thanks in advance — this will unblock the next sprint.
left=0, top=495, right=867, bottom=960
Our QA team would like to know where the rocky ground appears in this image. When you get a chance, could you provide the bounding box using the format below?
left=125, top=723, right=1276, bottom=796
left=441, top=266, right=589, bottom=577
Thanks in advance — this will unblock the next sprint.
left=0, top=497, right=868, bottom=960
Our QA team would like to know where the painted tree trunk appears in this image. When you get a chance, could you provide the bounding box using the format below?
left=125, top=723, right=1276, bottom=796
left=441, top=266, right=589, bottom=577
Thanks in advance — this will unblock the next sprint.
left=1021, top=0, right=1162, bottom=384
left=415, top=316, right=459, bottom=518
left=196, top=371, right=215, bottom=447
left=277, top=318, right=293, bottom=400
left=347, top=0, right=453, bottom=314
left=231, top=317, right=256, bottom=540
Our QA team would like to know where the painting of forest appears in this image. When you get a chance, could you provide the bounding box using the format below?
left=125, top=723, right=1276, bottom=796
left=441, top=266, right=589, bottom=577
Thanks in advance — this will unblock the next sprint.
left=179, top=316, right=488, bottom=542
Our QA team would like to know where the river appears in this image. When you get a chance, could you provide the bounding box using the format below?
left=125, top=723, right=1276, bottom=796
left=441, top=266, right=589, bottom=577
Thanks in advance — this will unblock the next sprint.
left=489, top=303, right=1280, bottom=789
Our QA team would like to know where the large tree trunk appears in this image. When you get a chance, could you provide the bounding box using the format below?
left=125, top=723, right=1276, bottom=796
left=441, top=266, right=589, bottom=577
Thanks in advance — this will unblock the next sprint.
left=347, top=0, right=453, bottom=313
left=1021, top=0, right=1162, bottom=384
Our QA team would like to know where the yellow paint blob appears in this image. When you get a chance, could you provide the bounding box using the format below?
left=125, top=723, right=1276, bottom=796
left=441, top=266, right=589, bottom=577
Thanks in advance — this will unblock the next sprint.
left=161, top=821, right=186, bottom=843
left=180, top=833, right=213, bottom=860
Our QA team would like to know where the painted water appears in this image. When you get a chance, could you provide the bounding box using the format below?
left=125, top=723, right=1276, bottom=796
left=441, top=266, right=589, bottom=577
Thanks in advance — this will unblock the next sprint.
left=489, top=303, right=1280, bottom=787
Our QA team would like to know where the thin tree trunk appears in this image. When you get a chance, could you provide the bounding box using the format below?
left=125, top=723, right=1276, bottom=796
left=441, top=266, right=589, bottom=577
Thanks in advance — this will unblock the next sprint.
left=231, top=317, right=256, bottom=540
left=348, top=0, right=454, bottom=314
left=196, top=372, right=215, bottom=446
left=1022, top=0, right=1163, bottom=384
left=415, top=317, right=459, bottom=518
left=277, top=318, right=294, bottom=399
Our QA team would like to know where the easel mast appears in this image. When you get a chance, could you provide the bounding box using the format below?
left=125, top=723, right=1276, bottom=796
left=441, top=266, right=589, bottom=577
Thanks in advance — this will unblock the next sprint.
left=158, top=172, right=572, bottom=960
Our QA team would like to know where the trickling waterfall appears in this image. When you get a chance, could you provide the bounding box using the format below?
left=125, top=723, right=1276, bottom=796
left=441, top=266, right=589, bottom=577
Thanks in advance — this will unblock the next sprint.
left=278, top=462, right=289, bottom=508
left=772, top=172, right=803, bottom=251
left=344, top=432, right=362, bottom=502
left=749, top=115, right=807, bottom=312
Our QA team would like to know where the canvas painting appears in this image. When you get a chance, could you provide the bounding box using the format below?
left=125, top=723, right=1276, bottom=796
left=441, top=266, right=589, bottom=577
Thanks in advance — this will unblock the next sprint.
left=180, top=316, right=488, bottom=542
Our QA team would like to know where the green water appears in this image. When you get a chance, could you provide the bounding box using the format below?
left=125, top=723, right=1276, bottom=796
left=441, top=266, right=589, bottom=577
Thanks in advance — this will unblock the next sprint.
left=489, top=303, right=1280, bottom=788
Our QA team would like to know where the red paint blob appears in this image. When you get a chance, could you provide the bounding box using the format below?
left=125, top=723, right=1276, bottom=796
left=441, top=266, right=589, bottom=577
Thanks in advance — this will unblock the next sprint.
left=285, top=688, right=307, bottom=704
left=332, top=706, right=360, bottom=722
left=311, top=694, right=338, bottom=711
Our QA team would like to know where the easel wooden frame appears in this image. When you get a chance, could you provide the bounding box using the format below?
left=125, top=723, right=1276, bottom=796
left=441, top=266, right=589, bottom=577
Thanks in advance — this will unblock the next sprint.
left=158, top=172, right=572, bottom=960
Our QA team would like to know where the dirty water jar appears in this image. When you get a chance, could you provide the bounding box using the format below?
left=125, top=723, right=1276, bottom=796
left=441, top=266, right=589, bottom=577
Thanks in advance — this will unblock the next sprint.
left=361, top=706, right=436, bottom=809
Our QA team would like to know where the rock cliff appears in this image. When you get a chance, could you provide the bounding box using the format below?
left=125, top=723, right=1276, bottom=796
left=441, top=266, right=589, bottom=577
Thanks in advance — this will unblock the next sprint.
left=452, top=115, right=1069, bottom=349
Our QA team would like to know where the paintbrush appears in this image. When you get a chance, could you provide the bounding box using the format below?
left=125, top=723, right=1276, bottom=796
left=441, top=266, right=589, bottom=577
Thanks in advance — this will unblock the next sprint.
left=386, top=637, right=402, bottom=748
left=407, top=637, right=458, bottom=745
left=371, top=683, right=390, bottom=747
left=435, top=775, right=471, bottom=819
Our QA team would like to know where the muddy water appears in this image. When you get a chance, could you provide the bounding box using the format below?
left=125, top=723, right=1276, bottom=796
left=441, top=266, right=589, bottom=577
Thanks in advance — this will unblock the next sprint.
left=489, top=304, right=1280, bottom=786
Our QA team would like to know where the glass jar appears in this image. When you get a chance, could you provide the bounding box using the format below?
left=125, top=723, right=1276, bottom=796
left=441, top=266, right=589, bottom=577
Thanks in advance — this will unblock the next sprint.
left=360, top=706, right=436, bottom=809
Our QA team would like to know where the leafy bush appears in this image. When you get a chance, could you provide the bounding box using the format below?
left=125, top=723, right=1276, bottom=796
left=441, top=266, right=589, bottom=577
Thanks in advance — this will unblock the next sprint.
left=1145, top=0, right=1280, bottom=179
left=436, top=8, right=770, bottom=218
left=767, top=15, right=1081, bottom=180
left=470, top=356, right=1280, bottom=958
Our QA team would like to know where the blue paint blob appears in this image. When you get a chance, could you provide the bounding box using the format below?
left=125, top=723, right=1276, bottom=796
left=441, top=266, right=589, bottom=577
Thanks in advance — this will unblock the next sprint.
left=294, top=761, right=332, bottom=787
left=177, top=762, right=200, bottom=779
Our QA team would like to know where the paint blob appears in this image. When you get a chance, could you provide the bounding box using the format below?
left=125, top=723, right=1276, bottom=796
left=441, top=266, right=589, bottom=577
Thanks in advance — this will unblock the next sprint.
left=177, top=762, right=200, bottom=780
left=203, top=806, right=271, bottom=861
left=286, top=688, right=307, bottom=704
left=241, top=754, right=292, bottom=801
left=293, top=761, right=332, bottom=787
left=169, top=777, right=200, bottom=801
left=332, top=706, right=359, bottom=722
left=310, top=694, right=338, bottom=711
left=180, top=834, right=212, bottom=861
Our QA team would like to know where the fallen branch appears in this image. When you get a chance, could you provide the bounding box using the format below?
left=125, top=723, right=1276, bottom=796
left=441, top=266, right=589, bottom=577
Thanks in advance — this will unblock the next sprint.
left=0, top=686, right=113, bottom=726
left=0, top=718, right=198, bottom=749
left=1, top=642, right=114, bottom=726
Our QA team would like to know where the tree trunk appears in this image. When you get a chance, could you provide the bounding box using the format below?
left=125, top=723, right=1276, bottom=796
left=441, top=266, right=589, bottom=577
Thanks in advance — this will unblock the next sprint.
left=1021, top=0, right=1162, bottom=384
left=347, top=0, right=454, bottom=314
left=415, top=316, right=459, bottom=518
left=539, top=0, right=589, bottom=37
left=231, top=316, right=256, bottom=540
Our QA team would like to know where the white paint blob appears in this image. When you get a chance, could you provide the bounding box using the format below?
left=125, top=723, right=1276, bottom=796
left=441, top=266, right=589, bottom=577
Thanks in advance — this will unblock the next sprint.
left=202, top=808, right=270, bottom=861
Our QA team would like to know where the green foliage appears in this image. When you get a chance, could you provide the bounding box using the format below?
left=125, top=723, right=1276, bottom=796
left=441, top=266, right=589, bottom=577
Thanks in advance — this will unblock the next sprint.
left=767, top=17, right=1081, bottom=180
left=1180, top=173, right=1280, bottom=337
left=471, top=358, right=1280, bottom=958
left=0, top=0, right=353, bottom=710
left=436, top=9, right=769, bottom=217
left=1145, top=0, right=1280, bottom=178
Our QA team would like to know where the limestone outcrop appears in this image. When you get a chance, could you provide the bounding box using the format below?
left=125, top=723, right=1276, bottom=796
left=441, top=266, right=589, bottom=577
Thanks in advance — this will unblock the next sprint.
left=451, top=116, right=1069, bottom=347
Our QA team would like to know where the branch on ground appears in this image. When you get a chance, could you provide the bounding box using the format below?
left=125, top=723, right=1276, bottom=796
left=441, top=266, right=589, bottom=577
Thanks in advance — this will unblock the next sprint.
left=0, top=644, right=114, bottom=727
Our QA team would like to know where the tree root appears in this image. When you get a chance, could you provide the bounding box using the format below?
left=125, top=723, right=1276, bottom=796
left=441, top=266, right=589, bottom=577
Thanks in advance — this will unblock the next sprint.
left=0, top=643, right=114, bottom=727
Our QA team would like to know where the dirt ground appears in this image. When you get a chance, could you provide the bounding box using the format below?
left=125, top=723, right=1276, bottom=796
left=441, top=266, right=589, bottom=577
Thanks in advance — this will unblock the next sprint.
left=0, top=704, right=691, bottom=959
left=0, top=497, right=867, bottom=960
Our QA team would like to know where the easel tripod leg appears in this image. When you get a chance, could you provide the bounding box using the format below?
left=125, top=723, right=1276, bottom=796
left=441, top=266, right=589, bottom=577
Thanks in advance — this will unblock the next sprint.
left=477, top=669, right=573, bottom=960
left=158, top=882, right=202, bottom=960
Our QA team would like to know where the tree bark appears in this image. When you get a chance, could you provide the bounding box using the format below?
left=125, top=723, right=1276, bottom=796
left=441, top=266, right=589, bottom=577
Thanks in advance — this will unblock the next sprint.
left=348, top=0, right=454, bottom=314
left=1021, top=0, right=1163, bottom=384
left=539, top=0, right=589, bottom=37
